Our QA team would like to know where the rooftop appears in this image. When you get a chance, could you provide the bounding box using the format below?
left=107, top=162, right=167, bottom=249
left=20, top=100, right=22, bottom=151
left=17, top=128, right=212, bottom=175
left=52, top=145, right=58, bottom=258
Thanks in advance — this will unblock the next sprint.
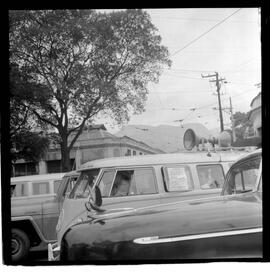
left=78, top=150, right=247, bottom=171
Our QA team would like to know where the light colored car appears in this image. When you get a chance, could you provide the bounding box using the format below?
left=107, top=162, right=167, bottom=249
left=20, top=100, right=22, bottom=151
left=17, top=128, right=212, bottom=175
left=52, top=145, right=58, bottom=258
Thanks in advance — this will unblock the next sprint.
left=49, top=149, right=249, bottom=260
left=11, top=171, right=79, bottom=262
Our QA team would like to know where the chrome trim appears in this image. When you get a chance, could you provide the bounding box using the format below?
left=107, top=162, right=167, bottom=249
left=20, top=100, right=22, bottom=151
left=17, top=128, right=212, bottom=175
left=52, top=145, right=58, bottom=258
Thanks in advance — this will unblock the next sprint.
left=48, top=242, right=60, bottom=261
left=133, top=227, right=262, bottom=244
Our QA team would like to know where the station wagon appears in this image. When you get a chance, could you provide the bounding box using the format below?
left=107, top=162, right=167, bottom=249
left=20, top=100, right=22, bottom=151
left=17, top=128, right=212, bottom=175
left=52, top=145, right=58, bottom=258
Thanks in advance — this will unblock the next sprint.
left=11, top=171, right=79, bottom=262
left=59, top=149, right=262, bottom=261
left=49, top=150, right=248, bottom=260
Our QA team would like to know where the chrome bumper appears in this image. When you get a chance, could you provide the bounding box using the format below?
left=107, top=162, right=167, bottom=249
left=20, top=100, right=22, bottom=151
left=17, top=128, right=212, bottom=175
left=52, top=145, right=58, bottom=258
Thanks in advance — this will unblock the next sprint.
left=48, top=242, right=60, bottom=261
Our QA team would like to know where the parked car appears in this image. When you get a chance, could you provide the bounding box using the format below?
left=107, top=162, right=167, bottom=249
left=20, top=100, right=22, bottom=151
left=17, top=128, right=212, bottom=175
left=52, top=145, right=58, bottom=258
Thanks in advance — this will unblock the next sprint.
left=59, top=149, right=262, bottom=261
left=11, top=171, right=79, bottom=262
left=49, top=149, right=248, bottom=260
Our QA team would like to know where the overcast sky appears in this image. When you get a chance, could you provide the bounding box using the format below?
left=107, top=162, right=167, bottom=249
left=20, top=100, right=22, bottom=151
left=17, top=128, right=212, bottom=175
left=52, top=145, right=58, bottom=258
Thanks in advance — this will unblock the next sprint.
left=96, top=8, right=261, bottom=133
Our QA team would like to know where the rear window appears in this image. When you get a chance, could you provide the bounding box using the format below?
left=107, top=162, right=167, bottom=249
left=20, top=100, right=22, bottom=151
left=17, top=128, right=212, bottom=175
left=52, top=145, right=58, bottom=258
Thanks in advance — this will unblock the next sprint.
left=32, top=181, right=50, bottom=195
left=223, top=155, right=261, bottom=195
left=163, top=165, right=193, bottom=192
left=196, top=164, right=225, bottom=189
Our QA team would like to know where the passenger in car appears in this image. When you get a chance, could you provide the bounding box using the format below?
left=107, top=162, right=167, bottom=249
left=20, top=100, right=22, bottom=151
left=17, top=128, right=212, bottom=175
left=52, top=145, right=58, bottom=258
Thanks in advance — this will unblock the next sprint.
left=111, top=175, right=131, bottom=197
left=200, top=169, right=217, bottom=189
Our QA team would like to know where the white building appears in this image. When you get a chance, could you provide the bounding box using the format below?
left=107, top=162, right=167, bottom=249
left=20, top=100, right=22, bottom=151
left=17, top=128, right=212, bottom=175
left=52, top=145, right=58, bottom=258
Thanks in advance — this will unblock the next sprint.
left=248, top=92, right=261, bottom=137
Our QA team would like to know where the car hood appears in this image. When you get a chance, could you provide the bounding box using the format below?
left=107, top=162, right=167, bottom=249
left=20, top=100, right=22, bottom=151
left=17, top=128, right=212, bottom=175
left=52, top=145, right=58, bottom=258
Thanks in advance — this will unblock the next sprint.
left=66, top=192, right=262, bottom=245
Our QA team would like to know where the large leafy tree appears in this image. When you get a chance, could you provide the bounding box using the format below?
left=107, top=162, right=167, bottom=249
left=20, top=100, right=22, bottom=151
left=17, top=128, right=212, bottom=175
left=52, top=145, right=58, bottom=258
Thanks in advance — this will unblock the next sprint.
left=10, top=63, right=50, bottom=163
left=9, top=9, right=171, bottom=171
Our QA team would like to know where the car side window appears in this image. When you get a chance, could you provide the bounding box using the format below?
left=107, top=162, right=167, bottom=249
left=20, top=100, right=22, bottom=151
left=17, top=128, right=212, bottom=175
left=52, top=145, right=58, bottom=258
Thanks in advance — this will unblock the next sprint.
left=62, top=177, right=78, bottom=197
left=196, top=164, right=225, bottom=189
left=224, top=156, right=261, bottom=195
left=163, top=165, right=193, bottom=192
left=11, top=183, right=27, bottom=197
left=107, top=168, right=157, bottom=197
left=98, top=170, right=116, bottom=197
left=69, top=169, right=100, bottom=199
left=53, top=180, right=62, bottom=194
left=32, top=181, right=50, bottom=195
left=110, top=170, right=134, bottom=197
left=127, top=168, right=157, bottom=196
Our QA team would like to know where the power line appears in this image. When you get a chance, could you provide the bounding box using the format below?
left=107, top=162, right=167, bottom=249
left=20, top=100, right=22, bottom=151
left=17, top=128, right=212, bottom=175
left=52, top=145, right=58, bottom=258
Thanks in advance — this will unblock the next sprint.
left=151, top=15, right=256, bottom=24
left=163, top=72, right=205, bottom=80
left=171, top=8, right=242, bottom=56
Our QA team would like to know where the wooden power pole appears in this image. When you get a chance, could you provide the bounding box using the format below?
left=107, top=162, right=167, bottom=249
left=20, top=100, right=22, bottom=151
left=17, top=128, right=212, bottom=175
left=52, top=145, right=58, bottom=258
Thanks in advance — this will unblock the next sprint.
left=202, top=72, right=225, bottom=132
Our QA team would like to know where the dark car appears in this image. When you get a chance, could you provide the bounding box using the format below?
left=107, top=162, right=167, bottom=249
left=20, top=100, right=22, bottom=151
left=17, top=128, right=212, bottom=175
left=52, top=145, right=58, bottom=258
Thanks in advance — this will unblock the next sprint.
left=60, top=149, right=262, bottom=261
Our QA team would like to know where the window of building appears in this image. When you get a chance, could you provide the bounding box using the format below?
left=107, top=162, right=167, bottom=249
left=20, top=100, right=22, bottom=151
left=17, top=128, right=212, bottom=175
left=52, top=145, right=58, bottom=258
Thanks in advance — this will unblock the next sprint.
left=14, top=162, right=38, bottom=177
left=133, top=150, right=137, bottom=155
left=196, top=165, right=225, bottom=189
left=163, top=165, right=193, bottom=192
left=47, top=159, right=75, bottom=173
left=113, top=148, right=120, bottom=157
left=125, top=149, right=131, bottom=156
left=32, top=182, right=50, bottom=195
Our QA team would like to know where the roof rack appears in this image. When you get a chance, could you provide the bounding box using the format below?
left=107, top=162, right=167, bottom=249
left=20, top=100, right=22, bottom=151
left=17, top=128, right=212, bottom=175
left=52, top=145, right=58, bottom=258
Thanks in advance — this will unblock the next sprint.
left=192, top=145, right=257, bottom=153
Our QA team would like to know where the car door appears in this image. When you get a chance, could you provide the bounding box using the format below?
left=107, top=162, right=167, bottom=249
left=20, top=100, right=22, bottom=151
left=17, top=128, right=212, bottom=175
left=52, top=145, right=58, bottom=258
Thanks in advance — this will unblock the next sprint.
left=99, top=167, right=162, bottom=210
left=41, top=179, right=63, bottom=240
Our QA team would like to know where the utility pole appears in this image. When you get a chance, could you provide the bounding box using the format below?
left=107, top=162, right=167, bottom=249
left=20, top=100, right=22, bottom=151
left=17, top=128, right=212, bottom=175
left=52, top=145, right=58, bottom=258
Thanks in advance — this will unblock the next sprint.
left=229, top=97, right=236, bottom=142
left=202, top=72, right=225, bottom=132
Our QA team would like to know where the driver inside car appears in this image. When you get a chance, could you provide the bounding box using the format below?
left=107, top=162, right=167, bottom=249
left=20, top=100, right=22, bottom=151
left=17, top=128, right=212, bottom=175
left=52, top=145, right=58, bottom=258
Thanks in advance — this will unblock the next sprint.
left=111, top=175, right=131, bottom=197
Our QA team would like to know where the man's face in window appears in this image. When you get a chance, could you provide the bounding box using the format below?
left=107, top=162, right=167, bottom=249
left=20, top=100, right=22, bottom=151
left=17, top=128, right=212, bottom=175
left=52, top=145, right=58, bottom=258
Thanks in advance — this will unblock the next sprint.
left=117, top=179, right=130, bottom=196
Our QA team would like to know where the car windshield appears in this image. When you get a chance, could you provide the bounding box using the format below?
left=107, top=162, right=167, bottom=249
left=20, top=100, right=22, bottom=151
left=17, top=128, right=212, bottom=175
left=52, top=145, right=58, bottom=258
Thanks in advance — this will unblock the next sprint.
left=222, top=155, right=261, bottom=195
left=69, top=169, right=100, bottom=199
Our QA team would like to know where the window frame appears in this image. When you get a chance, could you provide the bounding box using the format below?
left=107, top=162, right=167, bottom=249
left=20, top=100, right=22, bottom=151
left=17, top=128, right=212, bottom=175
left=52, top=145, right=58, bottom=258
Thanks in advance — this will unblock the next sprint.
left=32, top=181, right=50, bottom=196
left=222, top=155, right=261, bottom=196
left=162, top=164, right=194, bottom=193
left=69, top=169, right=101, bottom=199
left=96, top=166, right=159, bottom=198
left=196, top=163, right=225, bottom=190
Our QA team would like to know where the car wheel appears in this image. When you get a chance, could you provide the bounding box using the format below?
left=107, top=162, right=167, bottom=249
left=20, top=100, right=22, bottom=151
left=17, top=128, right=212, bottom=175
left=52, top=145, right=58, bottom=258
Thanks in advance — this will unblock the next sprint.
left=11, top=228, right=30, bottom=262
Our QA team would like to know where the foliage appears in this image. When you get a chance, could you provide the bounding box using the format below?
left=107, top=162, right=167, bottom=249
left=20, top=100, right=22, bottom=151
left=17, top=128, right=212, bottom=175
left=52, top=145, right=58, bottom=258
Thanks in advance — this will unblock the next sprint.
left=11, top=130, right=49, bottom=163
left=9, top=9, right=171, bottom=171
left=233, top=111, right=253, bottom=140
left=10, top=63, right=50, bottom=162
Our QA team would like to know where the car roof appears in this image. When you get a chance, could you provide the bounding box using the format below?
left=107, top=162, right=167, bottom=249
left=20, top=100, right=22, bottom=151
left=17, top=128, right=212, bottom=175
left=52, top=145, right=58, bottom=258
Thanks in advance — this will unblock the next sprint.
left=78, top=151, right=247, bottom=171
left=233, top=148, right=261, bottom=164
left=63, top=170, right=80, bottom=177
left=11, top=173, right=66, bottom=183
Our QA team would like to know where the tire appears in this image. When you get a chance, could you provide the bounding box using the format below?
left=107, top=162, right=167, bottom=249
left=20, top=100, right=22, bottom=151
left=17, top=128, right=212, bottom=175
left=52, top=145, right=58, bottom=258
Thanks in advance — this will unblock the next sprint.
left=11, top=228, right=30, bottom=262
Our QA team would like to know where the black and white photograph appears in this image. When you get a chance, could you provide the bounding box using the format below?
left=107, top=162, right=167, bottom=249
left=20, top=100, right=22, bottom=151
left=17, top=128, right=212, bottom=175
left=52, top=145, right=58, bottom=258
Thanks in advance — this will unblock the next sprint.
left=3, top=7, right=264, bottom=267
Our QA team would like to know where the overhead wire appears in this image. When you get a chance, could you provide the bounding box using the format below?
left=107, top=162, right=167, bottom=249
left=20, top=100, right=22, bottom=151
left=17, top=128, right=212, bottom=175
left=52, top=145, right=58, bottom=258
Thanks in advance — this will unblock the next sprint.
left=171, top=8, right=242, bottom=56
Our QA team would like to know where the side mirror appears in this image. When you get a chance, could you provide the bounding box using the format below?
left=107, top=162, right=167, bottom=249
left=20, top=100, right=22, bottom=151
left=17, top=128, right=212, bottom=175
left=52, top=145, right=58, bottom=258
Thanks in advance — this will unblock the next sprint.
left=85, top=186, right=104, bottom=213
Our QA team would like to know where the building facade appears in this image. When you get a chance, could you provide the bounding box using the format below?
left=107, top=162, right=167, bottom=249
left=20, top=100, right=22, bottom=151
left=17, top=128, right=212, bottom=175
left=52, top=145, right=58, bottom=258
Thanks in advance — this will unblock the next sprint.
left=249, top=92, right=261, bottom=137
left=13, top=125, right=164, bottom=176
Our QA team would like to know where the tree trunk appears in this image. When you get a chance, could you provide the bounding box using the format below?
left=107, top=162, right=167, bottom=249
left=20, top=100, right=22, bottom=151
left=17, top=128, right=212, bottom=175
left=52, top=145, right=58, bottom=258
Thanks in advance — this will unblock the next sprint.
left=60, top=135, right=71, bottom=172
